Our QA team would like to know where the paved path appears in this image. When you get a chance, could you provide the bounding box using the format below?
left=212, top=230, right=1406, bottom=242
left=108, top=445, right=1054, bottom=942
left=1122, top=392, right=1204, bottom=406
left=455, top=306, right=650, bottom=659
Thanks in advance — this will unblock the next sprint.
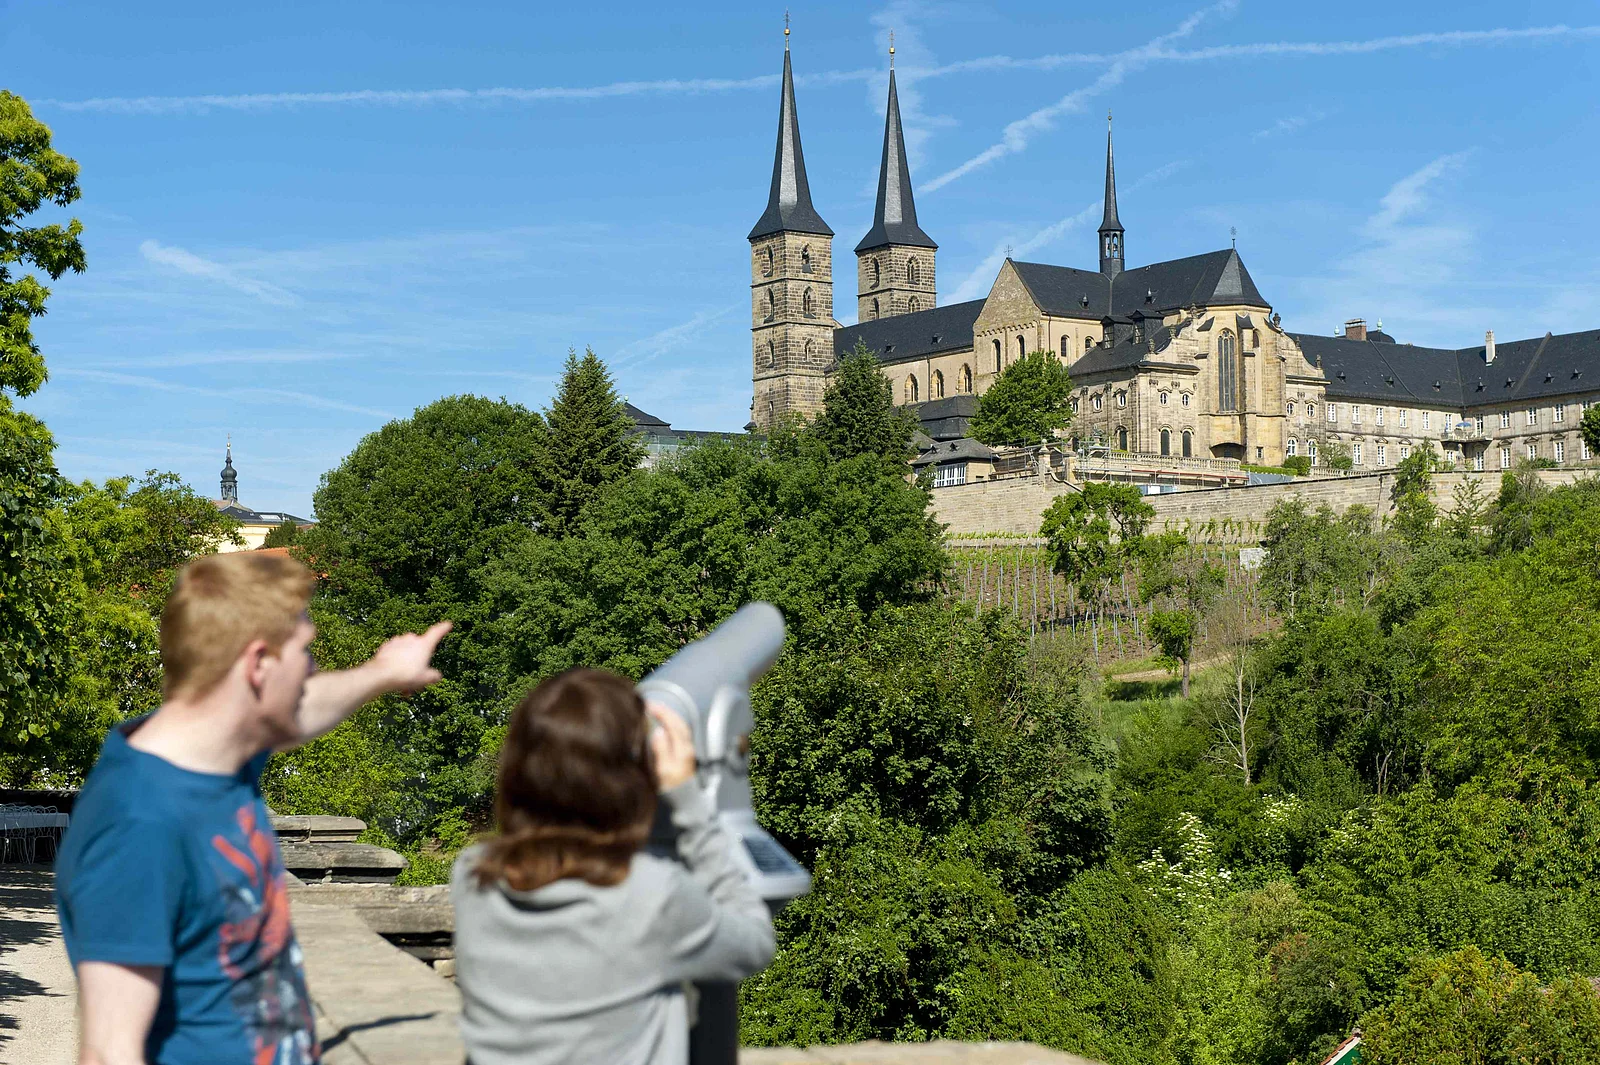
left=0, top=868, right=75, bottom=1065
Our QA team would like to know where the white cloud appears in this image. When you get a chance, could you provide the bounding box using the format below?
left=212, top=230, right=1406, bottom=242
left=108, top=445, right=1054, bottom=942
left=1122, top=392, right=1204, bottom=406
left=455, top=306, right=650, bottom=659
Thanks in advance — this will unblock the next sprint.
left=1251, top=108, right=1330, bottom=141
left=139, top=240, right=298, bottom=305
left=612, top=307, right=737, bottom=369
left=923, top=1, right=1237, bottom=193
left=56, top=368, right=395, bottom=420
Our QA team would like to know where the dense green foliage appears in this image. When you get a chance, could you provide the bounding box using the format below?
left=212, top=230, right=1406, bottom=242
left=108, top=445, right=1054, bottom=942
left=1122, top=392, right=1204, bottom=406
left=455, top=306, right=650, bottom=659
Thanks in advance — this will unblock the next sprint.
left=261, top=519, right=302, bottom=548
left=969, top=350, right=1074, bottom=447
left=809, top=342, right=917, bottom=463
left=542, top=347, right=645, bottom=535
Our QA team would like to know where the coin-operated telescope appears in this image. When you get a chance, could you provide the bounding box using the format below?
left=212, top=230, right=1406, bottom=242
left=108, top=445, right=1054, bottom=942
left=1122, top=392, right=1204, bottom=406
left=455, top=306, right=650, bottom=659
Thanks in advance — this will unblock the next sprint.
left=636, top=601, right=810, bottom=1065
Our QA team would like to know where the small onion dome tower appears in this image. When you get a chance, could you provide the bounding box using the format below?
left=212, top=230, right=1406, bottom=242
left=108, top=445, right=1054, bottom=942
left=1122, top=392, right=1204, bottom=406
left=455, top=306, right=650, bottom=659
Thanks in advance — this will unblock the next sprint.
left=220, top=438, right=238, bottom=502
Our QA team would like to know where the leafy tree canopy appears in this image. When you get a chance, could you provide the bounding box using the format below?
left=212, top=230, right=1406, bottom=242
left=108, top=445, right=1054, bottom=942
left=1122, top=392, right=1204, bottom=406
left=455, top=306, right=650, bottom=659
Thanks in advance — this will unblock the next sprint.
left=1, top=91, right=86, bottom=399
left=809, top=341, right=917, bottom=463
left=541, top=346, right=645, bottom=535
left=969, top=350, right=1073, bottom=448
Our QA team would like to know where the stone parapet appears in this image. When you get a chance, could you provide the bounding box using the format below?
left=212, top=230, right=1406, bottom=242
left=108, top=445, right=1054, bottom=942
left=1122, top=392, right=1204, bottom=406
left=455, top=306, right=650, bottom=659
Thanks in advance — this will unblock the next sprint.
left=743, top=1042, right=1104, bottom=1064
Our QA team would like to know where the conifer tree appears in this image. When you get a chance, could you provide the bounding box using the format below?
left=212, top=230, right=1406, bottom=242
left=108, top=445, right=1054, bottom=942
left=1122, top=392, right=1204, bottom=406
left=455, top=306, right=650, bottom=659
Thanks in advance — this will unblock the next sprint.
left=809, top=341, right=916, bottom=462
left=542, top=347, right=646, bottom=535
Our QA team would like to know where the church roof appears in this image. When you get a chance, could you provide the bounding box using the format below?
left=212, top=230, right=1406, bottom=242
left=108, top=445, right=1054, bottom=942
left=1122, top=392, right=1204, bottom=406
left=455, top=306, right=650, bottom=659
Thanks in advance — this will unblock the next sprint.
left=834, top=299, right=985, bottom=365
left=215, top=500, right=312, bottom=526
left=749, top=48, right=833, bottom=241
left=1099, top=122, right=1123, bottom=235
left=1068, top=321, right=1183, bottom=378
left=1011, top=249, right=1268, bottom=320
left=856, top=69, right=936, bottom=252
left=1290, top=326, right=1600, bottom=408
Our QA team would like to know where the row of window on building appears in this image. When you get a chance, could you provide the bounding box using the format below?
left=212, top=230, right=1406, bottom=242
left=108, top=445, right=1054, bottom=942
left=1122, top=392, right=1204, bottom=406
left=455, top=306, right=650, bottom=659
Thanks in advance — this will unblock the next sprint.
left=1287, top=437, right=1593, bottom=468
left=760, top=245, right=820, bottom=277
left=903, top=365, right=976, bottom=402
left=1308, top=400, right=1595, bottom=430
left=761, top=288, right=821, bottom=321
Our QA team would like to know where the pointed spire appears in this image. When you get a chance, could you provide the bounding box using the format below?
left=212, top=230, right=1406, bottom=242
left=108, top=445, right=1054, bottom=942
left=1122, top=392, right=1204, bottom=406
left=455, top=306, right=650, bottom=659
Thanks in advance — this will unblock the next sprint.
left=1098, top=111, right=1125, bottom=277
left=856, top=59, right=936, bottom=253
left=749, top=28, right=832, bottom=241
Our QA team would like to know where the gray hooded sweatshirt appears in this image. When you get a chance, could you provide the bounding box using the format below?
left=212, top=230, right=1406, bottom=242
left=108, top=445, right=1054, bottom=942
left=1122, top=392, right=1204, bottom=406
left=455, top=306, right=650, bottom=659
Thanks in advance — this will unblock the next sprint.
left=450, top=781, right=776, bottom=1065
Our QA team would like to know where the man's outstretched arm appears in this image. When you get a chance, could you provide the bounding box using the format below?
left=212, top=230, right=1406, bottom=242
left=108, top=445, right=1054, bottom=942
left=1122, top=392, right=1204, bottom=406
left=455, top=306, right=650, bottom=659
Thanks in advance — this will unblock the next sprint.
left=78, top=962, right=162, bottom=1065
left=283, top=621, right=452, bottom=749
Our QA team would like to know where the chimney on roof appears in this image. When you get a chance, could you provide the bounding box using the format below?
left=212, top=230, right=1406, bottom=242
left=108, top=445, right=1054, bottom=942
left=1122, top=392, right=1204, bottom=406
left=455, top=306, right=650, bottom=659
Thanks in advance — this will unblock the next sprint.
left=1344, top=318, right=1367, bottom=342
left=1484, top=329, right=1496, bottom=364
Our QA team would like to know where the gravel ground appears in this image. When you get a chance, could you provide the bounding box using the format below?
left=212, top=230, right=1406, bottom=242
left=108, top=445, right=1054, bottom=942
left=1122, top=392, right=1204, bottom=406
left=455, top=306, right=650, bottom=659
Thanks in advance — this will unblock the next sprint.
left=0, top=868, right=76, bottom=1065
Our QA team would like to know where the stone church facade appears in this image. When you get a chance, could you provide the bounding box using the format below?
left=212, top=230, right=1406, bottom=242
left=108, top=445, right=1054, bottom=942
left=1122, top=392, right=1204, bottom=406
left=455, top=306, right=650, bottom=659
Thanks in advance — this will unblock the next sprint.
left=749, top=43, right=1600, bottom=476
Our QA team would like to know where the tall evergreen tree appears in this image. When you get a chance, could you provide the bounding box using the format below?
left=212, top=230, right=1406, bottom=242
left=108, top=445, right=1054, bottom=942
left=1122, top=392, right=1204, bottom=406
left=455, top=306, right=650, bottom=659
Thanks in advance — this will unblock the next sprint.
left=542, top=347, right=646, bottom=535
left=809, top=342, right=916, bottom=462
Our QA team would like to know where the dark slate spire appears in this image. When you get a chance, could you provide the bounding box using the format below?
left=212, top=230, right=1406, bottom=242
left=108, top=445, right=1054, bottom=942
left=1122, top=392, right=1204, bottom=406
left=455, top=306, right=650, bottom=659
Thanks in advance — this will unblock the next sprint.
left=220, top=437, right=238, bottom=503
left=855, top=68, right=935, bottom=252
left=1098, top=112, right=1125, bottom=278
left=748, top=40, right=833, bottom=241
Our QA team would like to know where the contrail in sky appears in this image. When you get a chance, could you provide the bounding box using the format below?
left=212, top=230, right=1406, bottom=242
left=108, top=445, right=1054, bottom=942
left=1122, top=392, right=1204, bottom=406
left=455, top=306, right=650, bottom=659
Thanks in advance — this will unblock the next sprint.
left=39, top=21, right=1600, bottom=116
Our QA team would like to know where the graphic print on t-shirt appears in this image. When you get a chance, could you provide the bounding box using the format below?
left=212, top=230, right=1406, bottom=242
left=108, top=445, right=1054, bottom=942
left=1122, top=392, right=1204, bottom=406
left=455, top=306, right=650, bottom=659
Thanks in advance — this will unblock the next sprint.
left=210, top=805, right=319, bottom=1065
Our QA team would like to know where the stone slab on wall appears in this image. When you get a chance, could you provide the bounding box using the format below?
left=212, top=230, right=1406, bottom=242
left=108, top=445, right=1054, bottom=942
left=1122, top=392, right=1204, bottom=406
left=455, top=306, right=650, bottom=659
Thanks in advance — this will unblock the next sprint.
left=743, top=1041, right=1104, bottom=1064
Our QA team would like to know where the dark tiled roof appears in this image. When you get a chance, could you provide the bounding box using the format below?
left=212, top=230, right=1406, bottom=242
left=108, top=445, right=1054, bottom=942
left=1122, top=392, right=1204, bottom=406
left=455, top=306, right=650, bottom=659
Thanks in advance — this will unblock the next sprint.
left=1011, top=249, right=1267, bottom=320
left=911, top=436, right=995, bottom=467
left=1100, top=126, right=1123, bottom=234
left=749, top=49, right=833, bottom=240
left=909, top=393, right=978, bottom=440
left=1290, top=327, right=1600, bottom=408
left=835, top=300, right=986, bottom=364
left=626, top=403, right=743, bottom=446
left=1068, top=322, right=1180, bottom=378
left=624, top=402, right=670, bottom=429
left=216, top=501, right=312, bottom=526
left=856, top=70, right=936, bottom=252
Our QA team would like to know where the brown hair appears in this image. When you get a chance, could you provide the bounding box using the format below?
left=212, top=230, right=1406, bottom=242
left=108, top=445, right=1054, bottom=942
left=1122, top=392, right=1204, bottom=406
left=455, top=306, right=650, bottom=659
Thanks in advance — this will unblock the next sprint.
left=475, top=669, right=658, bottom=892
left=161, top=551, right=316, bottom=700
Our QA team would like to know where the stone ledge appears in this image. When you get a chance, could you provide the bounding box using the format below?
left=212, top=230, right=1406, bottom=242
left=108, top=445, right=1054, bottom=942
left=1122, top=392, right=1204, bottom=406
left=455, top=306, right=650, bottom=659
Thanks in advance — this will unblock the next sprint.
left=741, top=1043, right=1103, bottom=1064
left=293, top=899, right=463, bottom=1065
left=281, top=841, right=408, bottom=884
left=272, top=814, right=368, bottom=843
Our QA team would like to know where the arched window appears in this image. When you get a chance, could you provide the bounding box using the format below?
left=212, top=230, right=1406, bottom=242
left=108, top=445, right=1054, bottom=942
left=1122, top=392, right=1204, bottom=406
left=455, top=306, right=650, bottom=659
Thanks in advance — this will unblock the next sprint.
left=907, top=258, right=920, bottom=285
left=1182, top=430, right=1193, bottom=457
left=802, top=288, right=815, bottom=318
left=905, top=375, right=919, bottom=403
left=871, top=298, right=880, bottom=320
left=1217, top=330, right=1238, bottom=412
left=873, top=259, right=882, bottom=287
left=932, top=370, right=945, bottom=399
left=1286, top=438, right=1298, bottom=456
left=992, top=338, right=1002, bottom=372
left=1092, top=394, right=1103, bottom=412
left=763, top=292, right=774, bottom=322
left=1309, top=441, right=1319, bottom=464
left=1307, top=402, right=1316, bottom=419
left=1116, top=391, right=1127, bottom=409
left=800, top=247, right=812, bottom=274
left=958, top=364, right=972, bottom=392
left=907, top=295, right=921, bottom=313
left=765, top=340, right=775, bottom=367
left=1159, top=391, right=1169, bottom=405
left=1181, top=392, right=1191, bottom=408
left=1016, top=335, right=1027, bottom=360
left=1069, top=397, right=1079, bottom=414
left=1117, top=427, right=1129, bottom=451
left=763, top=247, right=773, bottom=277
left=1085, top=335, right=1094, bottom=353
left=1160, top=428, right=1171, bottom=456
left=803, top=338, right=814, bottom=362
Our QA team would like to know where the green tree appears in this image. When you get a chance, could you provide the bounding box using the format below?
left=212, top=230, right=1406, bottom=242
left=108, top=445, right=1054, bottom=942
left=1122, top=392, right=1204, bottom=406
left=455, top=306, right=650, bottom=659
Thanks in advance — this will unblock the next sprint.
left=1258, top=499, right=1385, bottom=616
left=969, top=350, right=1073, bottom=448
left=2, top=91, right=87, bottom=398
left=1041, top=484, right=1153, bottom=660
left=38, top=472, right=242, bottom=782
left=1581, top=403, right=1600, bottom=462
left=296, top=394, right=548, bottom=833
left=542, top=346, right=645, bottom=535
left=260, top=518, right=301, bottom=548
left=1321, top=442, right=1353, bottom=472
left=1388, top=441, right=1438, bottom=544
left=0, top=92, right=86, bottom=777
left=1139, top=533, right=1224, bottom=697
left=1360, top=947, right=1600, bottom=1065
left=809, top=341, right=916, bottom=463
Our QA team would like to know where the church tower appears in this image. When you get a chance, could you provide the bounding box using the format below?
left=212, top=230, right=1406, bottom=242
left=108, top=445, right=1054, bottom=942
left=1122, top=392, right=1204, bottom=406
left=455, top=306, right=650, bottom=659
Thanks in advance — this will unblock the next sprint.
left=855, top=42, right=936, bottom=321
left=748, top=24, right=834, bottom=432
left=220, top=438, right=238, bottom=503
left=1098, top=113, right=1125, bottom=278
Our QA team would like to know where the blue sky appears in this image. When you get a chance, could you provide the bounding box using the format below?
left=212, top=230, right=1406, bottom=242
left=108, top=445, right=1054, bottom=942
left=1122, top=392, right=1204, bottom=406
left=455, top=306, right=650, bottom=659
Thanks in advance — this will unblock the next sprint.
left=6, top=0, right=1598, bottom=517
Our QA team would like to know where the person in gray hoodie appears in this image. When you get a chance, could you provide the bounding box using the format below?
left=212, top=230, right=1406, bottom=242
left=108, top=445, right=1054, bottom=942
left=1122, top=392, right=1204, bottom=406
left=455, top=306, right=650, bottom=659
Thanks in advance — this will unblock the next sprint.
left=451, top=668, right=776, bottom=1065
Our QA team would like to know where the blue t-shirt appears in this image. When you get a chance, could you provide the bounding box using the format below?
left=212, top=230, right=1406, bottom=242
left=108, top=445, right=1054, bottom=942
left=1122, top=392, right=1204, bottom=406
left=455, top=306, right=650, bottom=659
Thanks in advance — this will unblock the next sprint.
left=55, top=721, right=318, bottom=1065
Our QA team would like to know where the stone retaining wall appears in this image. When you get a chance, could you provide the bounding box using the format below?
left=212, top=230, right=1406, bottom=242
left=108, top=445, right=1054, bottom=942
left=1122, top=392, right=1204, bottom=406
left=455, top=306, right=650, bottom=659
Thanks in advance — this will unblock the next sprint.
left=930, top=469, right=1590, bottom=541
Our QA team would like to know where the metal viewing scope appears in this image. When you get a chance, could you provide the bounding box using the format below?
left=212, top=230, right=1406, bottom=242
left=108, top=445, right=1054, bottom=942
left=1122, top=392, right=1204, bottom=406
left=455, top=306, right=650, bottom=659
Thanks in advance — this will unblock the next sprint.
left=636, top=601, right=811, bottom=904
